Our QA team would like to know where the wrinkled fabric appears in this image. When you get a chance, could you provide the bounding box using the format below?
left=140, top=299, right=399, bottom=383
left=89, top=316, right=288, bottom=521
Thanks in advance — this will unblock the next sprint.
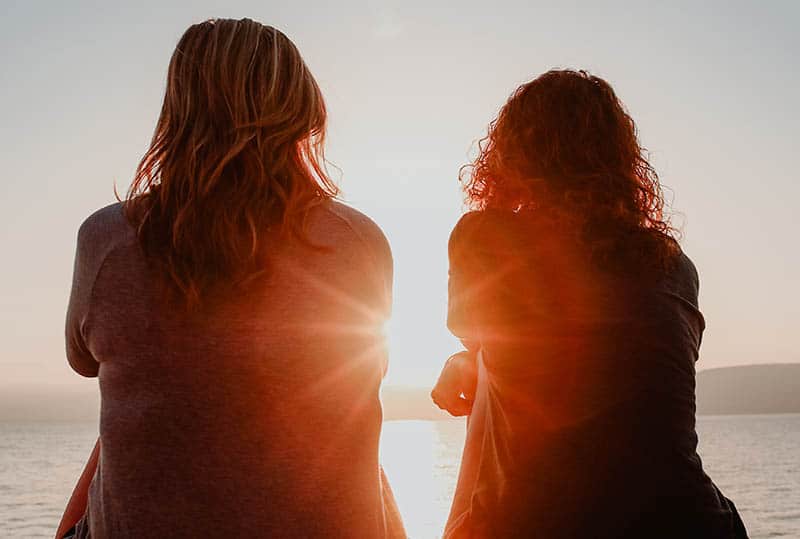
left=444, top=210, right=747, bottom=539
left=65, top=200, right=405, bottom=539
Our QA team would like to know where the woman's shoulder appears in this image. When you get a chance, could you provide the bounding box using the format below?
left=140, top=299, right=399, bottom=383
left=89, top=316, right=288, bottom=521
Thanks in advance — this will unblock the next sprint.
left=76, top=202, right=135, bottom=254
left=323, top=199, right=382, bottom=232
left=449, top=209, right=539, bottom=255
left=666, top=244, right=701, bottom=298
left=312, top=199, right=392, bottom=266
left=451, top=209, right=506, bottom=240
left=79, top=200, right=124, bottom=227
left=71, top=202, right=138, bottom=300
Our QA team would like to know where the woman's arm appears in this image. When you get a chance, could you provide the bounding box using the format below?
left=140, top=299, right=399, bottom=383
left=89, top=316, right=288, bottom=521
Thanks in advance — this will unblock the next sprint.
left=55, top=438, right=99, bottom=539
left=65, top=222, right=100, bottom=378
left=432, top=214, right=485, bottom=416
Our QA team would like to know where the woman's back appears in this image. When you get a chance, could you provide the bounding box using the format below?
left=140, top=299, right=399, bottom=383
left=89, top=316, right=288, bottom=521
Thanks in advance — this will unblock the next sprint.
left=436, top=69, right=746, bottom=537
left=66, top=200, right=402, bottom=538
left=445, top=210, right=745, bottom=538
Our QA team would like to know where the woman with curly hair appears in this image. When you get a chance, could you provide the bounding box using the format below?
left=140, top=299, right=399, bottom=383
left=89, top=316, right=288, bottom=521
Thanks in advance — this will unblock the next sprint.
left=57, top=19, right=404, bottom=538
left=432, top=70, right=747, bottom=538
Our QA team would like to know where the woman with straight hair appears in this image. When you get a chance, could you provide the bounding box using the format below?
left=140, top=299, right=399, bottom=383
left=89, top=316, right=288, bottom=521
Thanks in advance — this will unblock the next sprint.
left=57, top=18, right=405, bottom=538
left=432, top=70, right=748, bottom=538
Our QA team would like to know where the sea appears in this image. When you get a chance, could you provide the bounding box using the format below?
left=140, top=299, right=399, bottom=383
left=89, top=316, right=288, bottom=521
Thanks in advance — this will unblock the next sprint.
left=1, top=415, right=798, bottom=539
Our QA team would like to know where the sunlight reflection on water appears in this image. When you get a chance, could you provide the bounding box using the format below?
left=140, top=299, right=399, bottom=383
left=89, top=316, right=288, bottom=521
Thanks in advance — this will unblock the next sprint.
left=380, top=420, right=465, bottom=539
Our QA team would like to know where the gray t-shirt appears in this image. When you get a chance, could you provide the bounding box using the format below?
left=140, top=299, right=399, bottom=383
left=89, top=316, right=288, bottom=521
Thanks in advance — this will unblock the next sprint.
left=66, top=200, right=405, bottom=538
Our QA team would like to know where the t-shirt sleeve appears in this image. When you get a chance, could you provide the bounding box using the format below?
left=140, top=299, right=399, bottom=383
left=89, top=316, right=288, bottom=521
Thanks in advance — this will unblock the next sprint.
left=65, top=222, right=100, bottom=378
left=368, top=224, right=393, bottom=323
left=323, top=202, right=395, bottom=378
left=447, top=212, right=483, bottom=343
left=342, top=206, right=393, bottom=321
left=340, top=206, right=394, bottom=376
left=448, top=211, right=532, bottom=348
left=367, top=224, right=393, bottom=376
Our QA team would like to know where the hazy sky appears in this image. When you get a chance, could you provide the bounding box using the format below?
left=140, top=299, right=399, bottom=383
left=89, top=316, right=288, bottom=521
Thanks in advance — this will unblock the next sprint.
left=1, top=0, right=797, bottom=392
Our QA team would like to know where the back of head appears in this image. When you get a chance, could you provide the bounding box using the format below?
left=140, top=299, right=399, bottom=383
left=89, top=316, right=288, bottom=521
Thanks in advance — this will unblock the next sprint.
left=462, top=69, right=678, bottom=275
left=126, top=18, right=337, bottom=306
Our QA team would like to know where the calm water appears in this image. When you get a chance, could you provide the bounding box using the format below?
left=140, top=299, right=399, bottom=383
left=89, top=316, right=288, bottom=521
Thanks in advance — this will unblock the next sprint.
left=1, top=415, right=798, bottom=538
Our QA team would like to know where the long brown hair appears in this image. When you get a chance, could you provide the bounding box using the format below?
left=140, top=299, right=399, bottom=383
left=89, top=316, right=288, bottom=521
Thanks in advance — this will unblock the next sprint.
left=125, top=18, right=337, bottom=306
left=461, top=69, right=678, bottom=273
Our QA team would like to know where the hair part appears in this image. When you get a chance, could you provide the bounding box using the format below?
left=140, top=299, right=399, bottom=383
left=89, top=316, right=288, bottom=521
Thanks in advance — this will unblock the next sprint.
left=461, top=69, right=679, bottom=273
left=125, top=18, right=337, bottom=307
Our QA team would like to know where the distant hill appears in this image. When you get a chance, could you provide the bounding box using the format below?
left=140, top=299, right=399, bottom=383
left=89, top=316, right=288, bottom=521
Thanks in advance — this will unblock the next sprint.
left=382, top=363, right=800, bottom=420
left=696, top=363, right=800, bottom=415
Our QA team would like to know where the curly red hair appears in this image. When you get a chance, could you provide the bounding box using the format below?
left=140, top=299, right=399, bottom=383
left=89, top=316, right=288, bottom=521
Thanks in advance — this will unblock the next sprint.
left=461, top=69, right=678, bottom=272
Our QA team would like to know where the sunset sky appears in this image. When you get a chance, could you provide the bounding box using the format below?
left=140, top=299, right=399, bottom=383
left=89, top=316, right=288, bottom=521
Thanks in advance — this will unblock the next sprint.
left=1, top=0, right=797, bottom=392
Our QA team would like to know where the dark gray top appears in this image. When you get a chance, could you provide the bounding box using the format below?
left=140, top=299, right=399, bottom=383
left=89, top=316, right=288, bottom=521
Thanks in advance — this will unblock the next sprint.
left=66, top=200, right=405, bottom=538
left=444, top=210, right=747, bottom=539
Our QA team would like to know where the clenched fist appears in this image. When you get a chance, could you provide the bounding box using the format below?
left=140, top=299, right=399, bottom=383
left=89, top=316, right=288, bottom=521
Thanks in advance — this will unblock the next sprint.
left=431, top=350, right=478, bottom=417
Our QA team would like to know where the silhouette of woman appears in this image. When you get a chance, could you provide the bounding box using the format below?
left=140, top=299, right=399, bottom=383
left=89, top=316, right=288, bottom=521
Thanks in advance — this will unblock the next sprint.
left=57, top=18, right=404, bottom=539
left=432, top=70, right=748, bottom=539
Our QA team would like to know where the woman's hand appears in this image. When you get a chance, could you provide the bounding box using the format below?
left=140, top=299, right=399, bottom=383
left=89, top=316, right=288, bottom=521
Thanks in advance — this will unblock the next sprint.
left=431, top=351, right=478, bottom=417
